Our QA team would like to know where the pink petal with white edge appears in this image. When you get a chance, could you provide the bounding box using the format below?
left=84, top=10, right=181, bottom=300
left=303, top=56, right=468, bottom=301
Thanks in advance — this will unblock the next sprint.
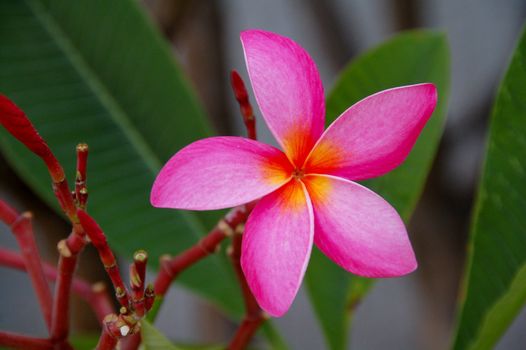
left=241, top=30, right=325, bottom=166
left=303, top=174, right=417, bottom=277
left=150, top=137, right=292, bottom=210
left=241, top=180, right=313, bottom=317
left=304, top=84, right=437, bottom=181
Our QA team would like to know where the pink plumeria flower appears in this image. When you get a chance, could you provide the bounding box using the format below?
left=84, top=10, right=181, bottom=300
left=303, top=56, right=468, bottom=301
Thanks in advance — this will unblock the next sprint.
left=151, top=30, right=437, bottom=317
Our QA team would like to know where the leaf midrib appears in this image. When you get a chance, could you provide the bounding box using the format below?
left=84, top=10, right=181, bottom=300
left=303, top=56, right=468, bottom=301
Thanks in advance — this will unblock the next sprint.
left=26, top=0, right=207, bottom=236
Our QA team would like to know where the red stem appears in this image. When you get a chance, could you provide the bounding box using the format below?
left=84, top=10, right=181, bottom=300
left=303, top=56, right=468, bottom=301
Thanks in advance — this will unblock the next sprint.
left=153, top=206, right=251, bottom=297
left=96, top=316, right=119, bottom=350
left=129, top=264, right=145, bottom=317
left=0, top=96, right=77, bottom=222
left=95, top=331, right=117, bottom=350
left=119, top=333, right=141, bottom=350
left=229, top=225, right=260, bottom=314
left=0, top=95, right=64, bottom=184
left=0, top=199, right=18, bottom=224
left=130, top=250, right=147, bottom=317
left=77, top=209, right=130, bottom=308
left=0, top=247, right=114, bottom=323
left=97, top=313, right=138, bottom=350
left=10, top=212, right=54, bottom=331
left=51, top=226, right=90, bottom=345
left=144, top=284, right=155, bottom=312
left=227, top=223, right=266, bottom=350
left=75, top=143, right=89, bottom=209
left=230, top=70, right=257, bottom=140
left=52, top=179, right=77, bottom=222
left=0, top=201, right=53, bottom=331
left=133, top=250, right=147, bottom=292
left=228, top=317, right=265, bottom=350
left=0, top=331, right=53, bottom=350
left=154, top=229, right=226, bottom=296
left=51, top=240, right=79, bottom=345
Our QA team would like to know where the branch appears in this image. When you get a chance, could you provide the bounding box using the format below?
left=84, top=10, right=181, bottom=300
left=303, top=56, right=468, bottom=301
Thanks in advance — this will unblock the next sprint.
left=227, top=223, right=267, bottom=350
left=230, top=70, right=257, bottom=140
left=0, top=331, right=53, bottom=350
left=77, top=209, right=130, bottom=308
left=0, top=247, right=114, bottom=323
left=1, top=97, right=89, bottom=347
left=0, top=201, right=53, bottom=331
left=96, top=313, right=139, bottom=350
left=130, top=250, right=147, bottom=317
left=75, top=143, right=89, bottom=209
left=0, top=199, right=18, bottom=224
left=96, top=315, right=120, bottom=350
left=150, top=205, right=251, bottom=321
left=51, top=238, right=82, bottom=345
left=0, top=95, right=77, bottom=224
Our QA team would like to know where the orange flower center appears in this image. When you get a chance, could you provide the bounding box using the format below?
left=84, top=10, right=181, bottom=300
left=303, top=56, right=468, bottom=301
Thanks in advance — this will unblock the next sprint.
left=292, top=168, right=305, bottom=180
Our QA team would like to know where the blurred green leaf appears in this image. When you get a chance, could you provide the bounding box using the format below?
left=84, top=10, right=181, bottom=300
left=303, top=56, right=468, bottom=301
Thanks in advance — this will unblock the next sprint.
left=261, top=323, right=289, bottom=350
left=142, top=320, right=181, bottom=350
left=305, top=30, right=450, bottom=350
left=70, top=334, right=98, bottom=350
left=452, top=25, right=526, bottom=350
left=0, top=0, right=244, bottom=316
left=0, top=2, right=289, bottom=347
left=142, top=320, right=225, bottom=350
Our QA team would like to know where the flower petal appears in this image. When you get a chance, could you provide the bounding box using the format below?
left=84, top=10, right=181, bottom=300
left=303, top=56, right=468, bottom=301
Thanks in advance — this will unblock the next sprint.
left=241, top=180, right=313, bottom=317
left=303, top=174, right=417, bottom=277
left=304, top=84, right=437, bottom=180
left=151, top=137, right=292, bottom=210
left=241, top=29, right=325, bottom=166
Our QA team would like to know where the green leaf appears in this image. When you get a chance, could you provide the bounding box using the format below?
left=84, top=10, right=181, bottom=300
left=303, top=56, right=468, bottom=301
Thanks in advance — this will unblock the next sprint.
left=305, top=30, right=450, bottom=350
left=452, top=25, right=526, bottom=350
left=261, top=323, right=289, bottom=350
left=141, top=320, right=225, bottom=350
left=70, top=334, right=99, bottom=350
left=0, top=3, right=289, bottom=347
left=0, top=0, right=242, bottom=315
left=142, top=320, right=182, bottom=350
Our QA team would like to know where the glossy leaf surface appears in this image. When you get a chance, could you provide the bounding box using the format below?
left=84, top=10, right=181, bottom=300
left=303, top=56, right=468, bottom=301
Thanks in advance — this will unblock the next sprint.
left=452, top=25, right=526, bottom=350
left=305, top=30, right=450, bottom=350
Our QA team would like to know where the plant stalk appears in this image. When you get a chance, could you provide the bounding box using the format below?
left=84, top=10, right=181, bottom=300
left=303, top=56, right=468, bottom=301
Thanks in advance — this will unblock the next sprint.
left=0, top=331, right=53, bottom=350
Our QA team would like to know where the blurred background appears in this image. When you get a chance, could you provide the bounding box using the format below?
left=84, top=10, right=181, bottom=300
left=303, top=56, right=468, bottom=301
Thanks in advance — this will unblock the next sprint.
left=1, top=0, right=526, bottom=349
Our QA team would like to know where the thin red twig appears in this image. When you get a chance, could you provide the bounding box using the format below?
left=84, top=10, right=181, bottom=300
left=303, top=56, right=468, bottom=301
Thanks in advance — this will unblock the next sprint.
left=95, top=329, right=118, bottom=350
left=0, top=199, right=18, bottom=224
left=119, top=333, right=141, bottom=350
left=77, top=209, right=130, bottom=308
left=144, top=283, right=155, bottom=312
left=0, top=247, right=114, bottom=323
left=10, top=212, right=54, bottom=330
left=0, top=331, right=53, bottom=350
left=228, top=317, right=266, bottom=350
left=0, top=201, right=53, bottom=331
left=0, top=96, right=64, bottom=185
left=230, top=70, right=257, bottom=140
left=51, top=239, right=80, bottom=345
left=49, top=226, right=89, bottom=347
left=133, top=250, right=147, bottom=292
left=97, top=313, right=139, bottom=350
left=153, top=205, right=251, bottom=299
left=96, top=315, right=119, bottom=350
left=75, top=143, right=89, bottom=209
left=130, top=250, right=147, bottom=317
left=227, top=223, right=267, bottom=350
